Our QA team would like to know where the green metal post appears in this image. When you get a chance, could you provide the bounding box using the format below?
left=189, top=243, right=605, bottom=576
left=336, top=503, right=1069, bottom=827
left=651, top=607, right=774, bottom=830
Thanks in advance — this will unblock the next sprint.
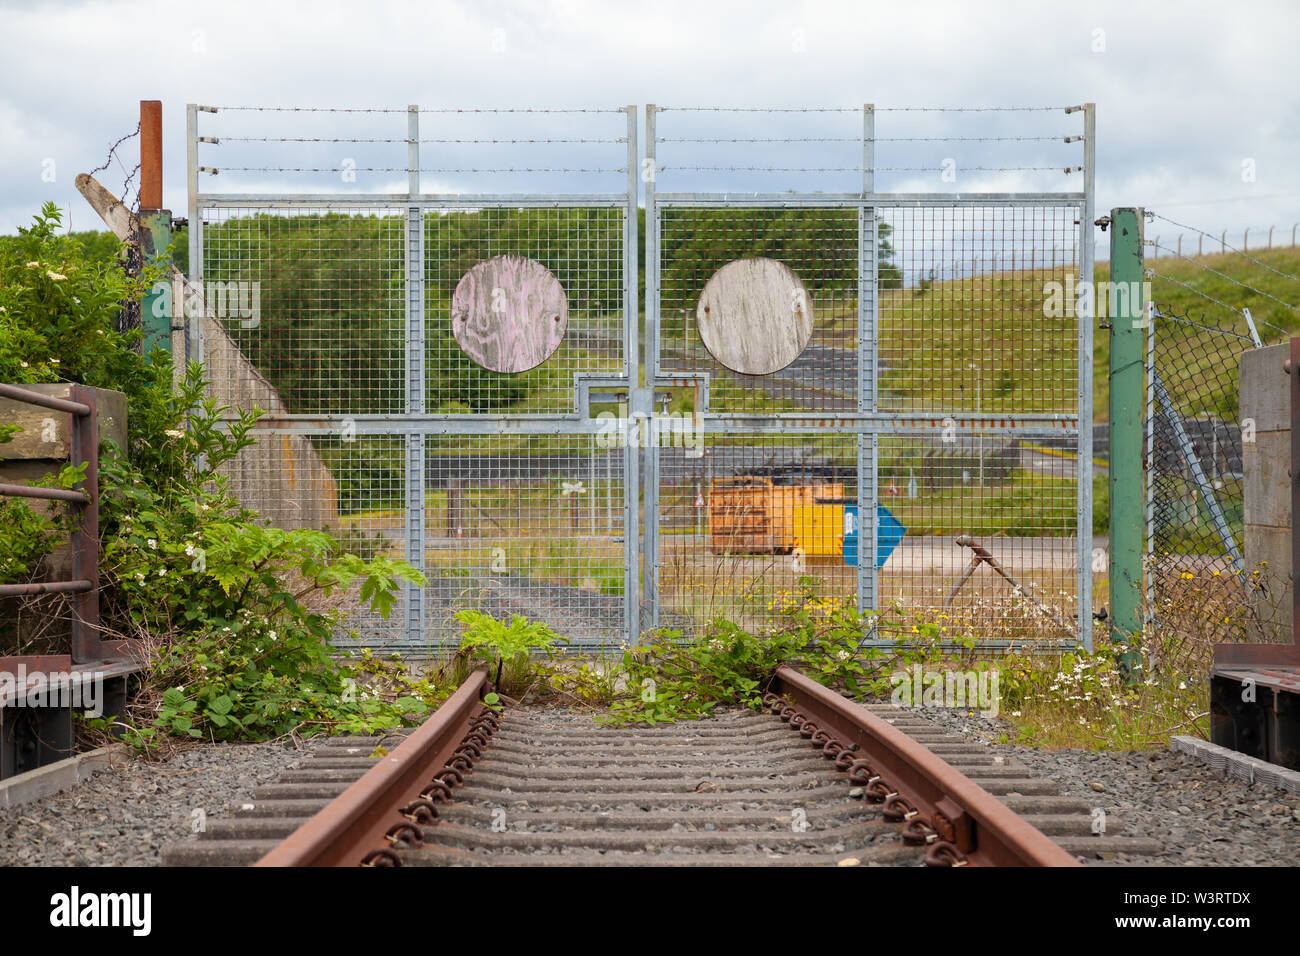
left=1108, top=207, right=1145, bottom=678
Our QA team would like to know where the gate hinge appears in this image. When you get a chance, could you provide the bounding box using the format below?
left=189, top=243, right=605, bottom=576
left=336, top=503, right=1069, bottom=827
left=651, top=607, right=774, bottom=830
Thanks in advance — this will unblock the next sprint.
left=1094, top=215, right=1112, bottom=231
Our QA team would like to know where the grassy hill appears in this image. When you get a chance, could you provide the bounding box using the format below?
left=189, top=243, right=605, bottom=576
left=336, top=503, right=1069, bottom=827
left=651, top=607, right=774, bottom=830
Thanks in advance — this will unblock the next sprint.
left=11, top=217, right=1298, bottom=425
left=1095, top=245, right=1300, bottom=420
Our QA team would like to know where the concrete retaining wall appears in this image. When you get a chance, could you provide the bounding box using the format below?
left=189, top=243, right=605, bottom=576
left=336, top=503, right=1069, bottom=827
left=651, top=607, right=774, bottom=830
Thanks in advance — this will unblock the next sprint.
left=1240, top=343, right=1292, bottom=642
left=187, top=317, right=338, bottom=531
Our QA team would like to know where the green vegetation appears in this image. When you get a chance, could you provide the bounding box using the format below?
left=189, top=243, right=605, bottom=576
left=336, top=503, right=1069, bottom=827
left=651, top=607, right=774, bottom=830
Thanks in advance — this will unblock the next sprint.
left=452, top=608, right=567, bottom=696
left=0, top=204, right=439, bottom=750
left=0, top=425, right=81, bottom=581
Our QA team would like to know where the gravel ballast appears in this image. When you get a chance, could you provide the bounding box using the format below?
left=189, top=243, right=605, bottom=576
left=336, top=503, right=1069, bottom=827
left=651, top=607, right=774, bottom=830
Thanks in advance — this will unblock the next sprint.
left=906, top=705, right=1300, bottom=866
left=0, top=742, right=305, bottom=866
left=4, top=704, right=1298, bottom=867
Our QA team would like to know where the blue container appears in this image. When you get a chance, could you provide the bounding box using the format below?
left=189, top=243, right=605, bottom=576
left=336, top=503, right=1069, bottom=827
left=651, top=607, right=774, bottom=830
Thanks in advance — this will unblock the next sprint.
left=842, top=504, right=906, bottom=569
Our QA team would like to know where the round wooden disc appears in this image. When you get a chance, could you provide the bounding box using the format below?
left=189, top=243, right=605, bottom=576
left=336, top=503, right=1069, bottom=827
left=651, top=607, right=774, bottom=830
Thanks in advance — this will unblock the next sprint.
left=695, top=258, right=814, bottom=375
left=451, top=255, right=568, bottom=373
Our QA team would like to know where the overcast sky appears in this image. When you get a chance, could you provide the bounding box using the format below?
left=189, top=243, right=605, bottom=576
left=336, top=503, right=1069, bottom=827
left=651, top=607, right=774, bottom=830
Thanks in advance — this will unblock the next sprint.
left=2, top=0, right=1298, bottom=256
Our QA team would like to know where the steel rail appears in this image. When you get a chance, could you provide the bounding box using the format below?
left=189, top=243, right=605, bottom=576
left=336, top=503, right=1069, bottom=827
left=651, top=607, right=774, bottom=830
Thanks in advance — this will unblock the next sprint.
left=255, top=668, right=491, bottom=867
left=768, top=665, right=1079, bottom=867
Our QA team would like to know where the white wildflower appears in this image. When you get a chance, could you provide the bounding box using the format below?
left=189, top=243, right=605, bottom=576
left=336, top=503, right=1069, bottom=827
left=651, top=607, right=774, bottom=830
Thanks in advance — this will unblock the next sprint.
left=147, top=538, right=157, bottom=550
left=46, top=270, right=66, bottom=281
left=165, top=429, right=185, bottom=439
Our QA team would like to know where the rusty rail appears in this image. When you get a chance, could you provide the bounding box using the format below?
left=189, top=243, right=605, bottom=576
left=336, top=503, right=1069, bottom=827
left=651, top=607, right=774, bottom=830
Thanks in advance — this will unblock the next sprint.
left=0, top=383, right=103, bottom=663
left=255, top=668, right=494, bottom=867
left=767, top=665, right=1079, bottom=867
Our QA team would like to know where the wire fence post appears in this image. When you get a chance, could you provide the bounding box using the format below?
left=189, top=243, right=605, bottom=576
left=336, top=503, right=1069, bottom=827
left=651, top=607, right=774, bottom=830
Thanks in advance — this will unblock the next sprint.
left=857, top=103, right=878, bottom=619
left=1077, top=102, right=1096, bottom=653
left=138, top=99, right=172, bottom=362
left=404, top=104, right=426, bottom=649
left=1108, top=207, right=1145, bottom=678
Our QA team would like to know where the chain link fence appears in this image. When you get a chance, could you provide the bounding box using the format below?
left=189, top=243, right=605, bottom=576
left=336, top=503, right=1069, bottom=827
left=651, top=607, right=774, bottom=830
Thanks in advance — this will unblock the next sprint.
left=1146, top=304, right=1263, bottom=661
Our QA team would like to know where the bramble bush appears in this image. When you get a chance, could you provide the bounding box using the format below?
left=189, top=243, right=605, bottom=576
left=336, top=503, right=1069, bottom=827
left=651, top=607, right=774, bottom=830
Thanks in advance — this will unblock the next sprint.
left=94, top=366, right=433, bottom=746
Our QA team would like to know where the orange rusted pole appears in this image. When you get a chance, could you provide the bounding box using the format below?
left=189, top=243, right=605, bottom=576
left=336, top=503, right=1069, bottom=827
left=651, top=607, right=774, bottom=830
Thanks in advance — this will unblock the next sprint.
left=139, top=100, right=163, bottom=210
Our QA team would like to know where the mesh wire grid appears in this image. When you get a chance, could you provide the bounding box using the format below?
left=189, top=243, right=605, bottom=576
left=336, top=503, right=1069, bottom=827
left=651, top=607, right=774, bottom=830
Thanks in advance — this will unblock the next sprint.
left=654, top=433, right=1079, bottom=644
left=201, top=205, right=407, bottom=416
left=192, top=103, right=1092, bottom=650
left=652, top=200, right=1084, bottom=645
left=217, top=432, right=629, bottom=653
left=424, top=205, right=626, bottom=413
left=421, top=434, right=627, bottom=650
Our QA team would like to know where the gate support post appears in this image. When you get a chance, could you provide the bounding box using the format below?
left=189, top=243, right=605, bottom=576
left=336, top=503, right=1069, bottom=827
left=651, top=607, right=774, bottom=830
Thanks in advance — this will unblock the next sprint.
left=856, top=104, right=878, bottom=621
left=404, top=105, right=426, bottom=649
left=1108, top=207, right=1145, bottom=678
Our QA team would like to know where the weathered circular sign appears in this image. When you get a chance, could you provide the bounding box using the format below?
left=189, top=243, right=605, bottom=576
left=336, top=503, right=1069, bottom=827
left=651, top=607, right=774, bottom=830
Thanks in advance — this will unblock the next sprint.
left=451, top=255, right=568, bottom=373
left=695, top=258, right=814, bottom=375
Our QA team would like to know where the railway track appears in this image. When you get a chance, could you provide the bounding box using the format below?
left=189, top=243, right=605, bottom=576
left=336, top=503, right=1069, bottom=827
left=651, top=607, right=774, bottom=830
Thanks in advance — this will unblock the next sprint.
left=165, top=666, right=1159, bottom=867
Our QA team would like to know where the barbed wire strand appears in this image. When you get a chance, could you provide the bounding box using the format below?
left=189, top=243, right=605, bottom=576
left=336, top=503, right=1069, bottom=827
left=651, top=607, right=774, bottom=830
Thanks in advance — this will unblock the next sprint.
left=1149, top=242, right=1299, bottom=313
left=88, top=122, right=142, bottom=208
left=656, top=135, right=1071, bottom=143
left=1150, top=271, right=1293, bottom=338
left=1151, top=305, right=1257, bottom=344
left=659, top=106, right=1069, bottom=112
left=212, top=166, right=627, bottom=174
left=1151, top=213, right=1300, bottom=285
left=662, top=165, right=1075, bottom=172
left=216, top=136, right=626, bottom=144
left=211, top=106, right=624, bottom=114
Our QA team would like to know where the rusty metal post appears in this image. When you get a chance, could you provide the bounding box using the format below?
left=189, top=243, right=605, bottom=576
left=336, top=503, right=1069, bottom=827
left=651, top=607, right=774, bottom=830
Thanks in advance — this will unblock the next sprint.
left=139, top=100, right=173, bottom=361
left=140, top=100, right=163, bottom=210
left=68, top=385, right=100, bottom=663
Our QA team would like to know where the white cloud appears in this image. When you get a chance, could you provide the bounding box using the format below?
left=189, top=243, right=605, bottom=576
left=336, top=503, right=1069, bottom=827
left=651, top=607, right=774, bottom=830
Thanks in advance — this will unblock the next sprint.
left=0, top=0, right=1296, bottom=243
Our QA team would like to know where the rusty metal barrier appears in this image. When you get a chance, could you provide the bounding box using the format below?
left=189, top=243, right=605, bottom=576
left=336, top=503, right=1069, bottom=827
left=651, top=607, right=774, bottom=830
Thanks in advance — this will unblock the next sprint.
left=766, top=665, right=1079, bottom=867
left=0, top=384, right=146, bottom=779
left=0, top=383, right=106, bottom=663
left=255, top=668, right=496, bottom=867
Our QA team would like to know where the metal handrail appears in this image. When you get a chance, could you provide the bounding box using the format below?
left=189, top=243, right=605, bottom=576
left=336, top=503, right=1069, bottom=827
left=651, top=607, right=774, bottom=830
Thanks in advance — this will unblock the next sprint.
left=0, top=383, right=103, bottom=662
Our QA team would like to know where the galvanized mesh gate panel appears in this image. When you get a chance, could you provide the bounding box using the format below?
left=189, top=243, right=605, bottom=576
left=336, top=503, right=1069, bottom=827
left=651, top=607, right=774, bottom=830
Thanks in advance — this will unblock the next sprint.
left=189, top=106, right=639, bottom=652
left=190, top=103, right=1094, bottom=651
left=645, top=105, right=1094, bottom=649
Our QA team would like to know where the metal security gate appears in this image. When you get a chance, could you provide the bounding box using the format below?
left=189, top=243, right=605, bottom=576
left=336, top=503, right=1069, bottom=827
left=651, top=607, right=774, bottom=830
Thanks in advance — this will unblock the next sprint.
left=643, top=105, right=1095, bottom=650
left=189, top=103, right=1094, bottom=652
left=188, top=105, right=640, bottom=652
